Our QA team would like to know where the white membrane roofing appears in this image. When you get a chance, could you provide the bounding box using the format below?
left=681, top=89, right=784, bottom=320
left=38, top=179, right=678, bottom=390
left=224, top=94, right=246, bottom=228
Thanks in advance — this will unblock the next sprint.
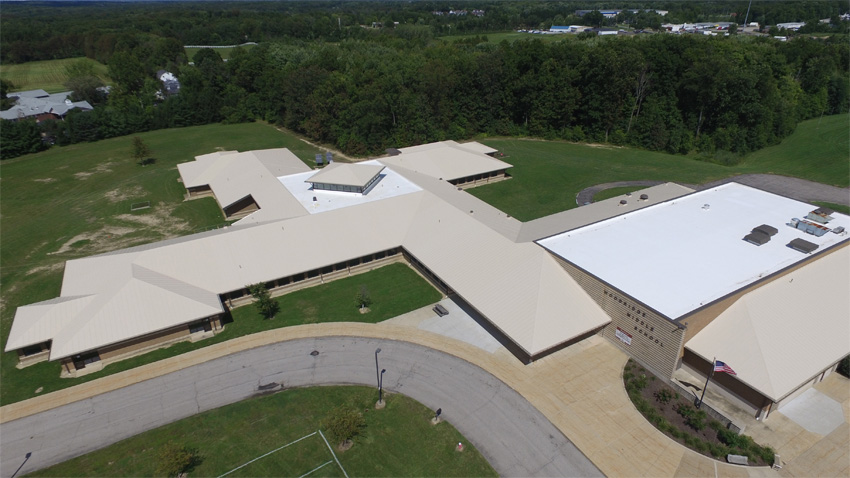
left=279, top=160, right=421, bottom=215
left=538, top=183, right=850, bottom=320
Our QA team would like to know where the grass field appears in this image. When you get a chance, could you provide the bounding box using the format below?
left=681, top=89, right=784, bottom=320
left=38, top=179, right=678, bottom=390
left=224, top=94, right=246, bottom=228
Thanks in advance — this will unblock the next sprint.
left=185, top=43, right=256, bottom=61
left=31, top=385, right=496, bottom=477
left=0, top=57, right=111, bottom=93
left=471, top=114, right=849, bottom=221
left=0, top=122, right=323, bottom=405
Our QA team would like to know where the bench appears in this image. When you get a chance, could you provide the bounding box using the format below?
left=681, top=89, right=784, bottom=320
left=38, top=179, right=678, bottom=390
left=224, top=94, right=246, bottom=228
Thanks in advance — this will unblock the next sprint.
left=773, top=454, right=782, bottom=469
left=433, top=304, right=449, bottom=317
left=726, top=454, right=748, bottom=465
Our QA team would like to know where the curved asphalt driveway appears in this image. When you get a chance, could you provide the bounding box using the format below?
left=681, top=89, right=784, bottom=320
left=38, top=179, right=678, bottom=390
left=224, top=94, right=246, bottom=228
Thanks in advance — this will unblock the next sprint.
left=0, top=337, right=602, bottom=478
left=577, top=174, right=850, bottom=206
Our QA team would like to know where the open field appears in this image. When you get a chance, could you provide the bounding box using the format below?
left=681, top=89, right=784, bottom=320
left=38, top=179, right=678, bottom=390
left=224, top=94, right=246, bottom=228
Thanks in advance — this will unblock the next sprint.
left=472, top=114, right=849, bottom=221
left=0, top=122, right=322, bottom=405
left=185, top=43, right=256, bottom=61
left=0, top=57, right=110, bottom=93
left=31, top=385, right=496, bottom=477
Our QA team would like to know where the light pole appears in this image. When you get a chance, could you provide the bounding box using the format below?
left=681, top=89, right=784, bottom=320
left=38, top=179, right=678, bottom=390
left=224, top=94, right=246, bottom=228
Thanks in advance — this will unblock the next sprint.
left=374, top=348, right=381, bottom=389
left=379, top=368, right=386, bottom=404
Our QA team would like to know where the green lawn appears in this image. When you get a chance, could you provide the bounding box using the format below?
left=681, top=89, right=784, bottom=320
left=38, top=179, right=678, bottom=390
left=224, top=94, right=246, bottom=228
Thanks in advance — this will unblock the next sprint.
left=185, top=43, right=256, bottom=61
left=471, top=114, right=849, bottom=221
left=0, top=122, right=322, bottom=405
left=0, top=57, right=111, bottom=93
left=31, top=386, right=496, bottom=477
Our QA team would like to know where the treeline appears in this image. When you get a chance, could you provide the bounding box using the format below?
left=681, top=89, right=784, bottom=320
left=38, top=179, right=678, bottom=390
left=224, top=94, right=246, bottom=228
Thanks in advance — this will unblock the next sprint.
left=2, top=33, right=846, bottom=161
left=2, top=1, right=848, bottom=63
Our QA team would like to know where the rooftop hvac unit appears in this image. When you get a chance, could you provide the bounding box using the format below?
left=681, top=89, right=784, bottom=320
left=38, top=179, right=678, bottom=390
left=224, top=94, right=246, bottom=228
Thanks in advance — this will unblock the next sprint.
left=794, top=219, right=830, bottom=237
left=806, top=208, right=834, bottom=224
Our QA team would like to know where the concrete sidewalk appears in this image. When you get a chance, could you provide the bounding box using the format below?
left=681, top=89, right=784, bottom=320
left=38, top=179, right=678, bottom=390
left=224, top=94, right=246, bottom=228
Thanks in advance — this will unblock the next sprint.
left=2, top=317, right=845, bottom=477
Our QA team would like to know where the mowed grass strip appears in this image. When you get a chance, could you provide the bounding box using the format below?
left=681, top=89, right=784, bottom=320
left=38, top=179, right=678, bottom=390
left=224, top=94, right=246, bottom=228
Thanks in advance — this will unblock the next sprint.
left=0, top=57, right=111, bottom=93
left=0, top=263, right=439, bottom=406
left=471, top=114, right=849, bottom=221
left=31, top=386, right=496, bottom=477
left=185, top=44, right=256, bottom=61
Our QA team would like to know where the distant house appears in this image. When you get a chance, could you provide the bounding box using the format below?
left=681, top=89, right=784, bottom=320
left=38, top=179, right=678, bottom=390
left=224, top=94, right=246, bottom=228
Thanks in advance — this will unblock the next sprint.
left=156, top=70, right=181, bottom=97
left=0, top=89, right=93, bottom=122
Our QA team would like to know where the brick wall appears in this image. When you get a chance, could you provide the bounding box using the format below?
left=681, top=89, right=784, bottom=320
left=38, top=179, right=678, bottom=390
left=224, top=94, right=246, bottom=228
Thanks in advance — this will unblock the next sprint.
left=550, top=254, right=685, bottom=378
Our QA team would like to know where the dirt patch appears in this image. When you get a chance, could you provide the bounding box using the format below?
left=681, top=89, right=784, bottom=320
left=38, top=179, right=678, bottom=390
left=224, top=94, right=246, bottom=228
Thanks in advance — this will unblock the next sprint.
left=26, top=262, right=65, bottom=276
left=34, top=178, right=57, bottom=183
left=45, top=203, right=191, bottom=257
left=114, top=202, right=191, bottom=237
left=105, top=186, right=145, bottom=203
left=73, top=162, right=115, bottom=180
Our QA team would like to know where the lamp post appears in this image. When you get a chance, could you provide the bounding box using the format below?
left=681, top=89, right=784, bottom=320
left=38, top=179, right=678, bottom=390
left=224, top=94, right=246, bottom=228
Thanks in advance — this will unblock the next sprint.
left=374, top=348, right=381, bottom=388
left=379, top=368, right=386, bottom=403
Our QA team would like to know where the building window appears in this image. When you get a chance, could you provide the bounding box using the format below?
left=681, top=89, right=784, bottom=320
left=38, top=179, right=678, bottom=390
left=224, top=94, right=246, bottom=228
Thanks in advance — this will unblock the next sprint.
left=22, top=343, right=45, bottom=356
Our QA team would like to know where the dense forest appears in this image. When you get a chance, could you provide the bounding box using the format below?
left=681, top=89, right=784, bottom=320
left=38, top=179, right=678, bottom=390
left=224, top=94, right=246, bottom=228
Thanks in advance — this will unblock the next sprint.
left=1, top=1, right=848, bottom=160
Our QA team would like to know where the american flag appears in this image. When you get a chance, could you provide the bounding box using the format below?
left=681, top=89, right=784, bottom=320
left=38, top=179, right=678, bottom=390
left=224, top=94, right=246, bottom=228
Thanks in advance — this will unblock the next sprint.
left=714, top=360, right=737, bottom=375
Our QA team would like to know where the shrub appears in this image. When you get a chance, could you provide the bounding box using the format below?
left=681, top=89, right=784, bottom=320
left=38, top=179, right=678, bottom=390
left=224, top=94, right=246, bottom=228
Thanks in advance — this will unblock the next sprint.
left=155, top=442, right=201, bottom=478
left=323, top=406, right=366, bottom=447
left=355, top=285, right=372, bottom=310
left=654, top=388, right=673, bottom=405
left=247, top=282, right=279, bottom=319
left=675, top=403, right=706, bottom=430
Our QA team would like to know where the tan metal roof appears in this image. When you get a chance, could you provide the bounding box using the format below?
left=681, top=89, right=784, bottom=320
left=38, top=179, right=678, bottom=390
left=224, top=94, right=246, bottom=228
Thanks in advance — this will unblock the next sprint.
left=404, top=194, right=611, bottom=355
left=685, top=246, right=850, bottom=402
left=381, top=141, right=511, bottom=181
left=455, top=141, right=499, bottom=155
left=177, top=149, right=311, bottom=221
left=305, top=163, right=385, bottom=188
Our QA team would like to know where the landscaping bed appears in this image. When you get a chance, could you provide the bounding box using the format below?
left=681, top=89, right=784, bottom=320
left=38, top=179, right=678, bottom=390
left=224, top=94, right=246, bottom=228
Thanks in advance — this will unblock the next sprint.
left=623, top=359, right=775, bottom=466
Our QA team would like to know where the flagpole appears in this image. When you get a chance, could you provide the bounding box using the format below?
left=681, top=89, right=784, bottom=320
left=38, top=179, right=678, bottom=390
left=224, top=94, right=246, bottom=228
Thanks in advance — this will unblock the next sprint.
left=696, top=356, right=715, bottom=409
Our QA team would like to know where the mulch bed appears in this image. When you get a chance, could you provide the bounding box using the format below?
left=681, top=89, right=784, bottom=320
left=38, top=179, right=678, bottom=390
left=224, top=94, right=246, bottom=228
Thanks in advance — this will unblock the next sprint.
left=623, top=359, right=774, bottom=466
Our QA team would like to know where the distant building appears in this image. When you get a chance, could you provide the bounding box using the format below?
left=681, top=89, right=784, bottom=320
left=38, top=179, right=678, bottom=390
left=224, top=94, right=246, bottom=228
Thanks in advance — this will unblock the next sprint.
left=776, top=22, right=806, bottom=31
left=0, top=89, right=93, bottom=122
left=156, top=70, right=181, bottom=97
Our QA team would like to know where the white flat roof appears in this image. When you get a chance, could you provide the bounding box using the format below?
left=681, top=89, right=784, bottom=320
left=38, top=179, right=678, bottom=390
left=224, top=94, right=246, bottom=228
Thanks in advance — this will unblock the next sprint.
left=538, top=183, right=850, bottom=320
left=279, top=161, right=421, bottom=215
left=305, top=163, right=385, bottom=187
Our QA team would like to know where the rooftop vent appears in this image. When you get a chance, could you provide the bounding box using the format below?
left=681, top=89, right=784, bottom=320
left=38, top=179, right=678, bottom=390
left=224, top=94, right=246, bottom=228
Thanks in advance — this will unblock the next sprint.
left=702, top=203, right=710, bottom=210
left=619, top=199, right=628, bottom=205
left=832, top=226, right=846, bottom=234
left=752, top=224, right=778, bottom=237
left=744, top=230, right=770, bottom=246
left=639, top=194, right=649, bottom=200
left=788, top=238, right=819, bottom=254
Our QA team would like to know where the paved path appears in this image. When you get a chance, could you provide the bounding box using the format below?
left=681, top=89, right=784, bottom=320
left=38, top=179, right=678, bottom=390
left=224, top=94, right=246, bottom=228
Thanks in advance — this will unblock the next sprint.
left=577, top=174, right=850, bottom=206
left=2, top=318, right=844, bottom=477
left=0, top=331, right=600, bottom=478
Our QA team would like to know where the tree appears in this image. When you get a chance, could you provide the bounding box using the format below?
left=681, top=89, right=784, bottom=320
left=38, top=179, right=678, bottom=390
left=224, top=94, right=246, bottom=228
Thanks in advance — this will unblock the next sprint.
left=322, top=406, right=366, bottom=449
left=131, top=136, right=153, bottom=166
left=248, top=282, right=279, bottom=319
left=0, top=119, right=46, bottom=160
left=355, top=285, right=372, bottom=310
left=155, top=442, right=201, bottom=478
left=584, top=10, right=605, bottom=28
left=1, top=79, right=15, bottom=110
